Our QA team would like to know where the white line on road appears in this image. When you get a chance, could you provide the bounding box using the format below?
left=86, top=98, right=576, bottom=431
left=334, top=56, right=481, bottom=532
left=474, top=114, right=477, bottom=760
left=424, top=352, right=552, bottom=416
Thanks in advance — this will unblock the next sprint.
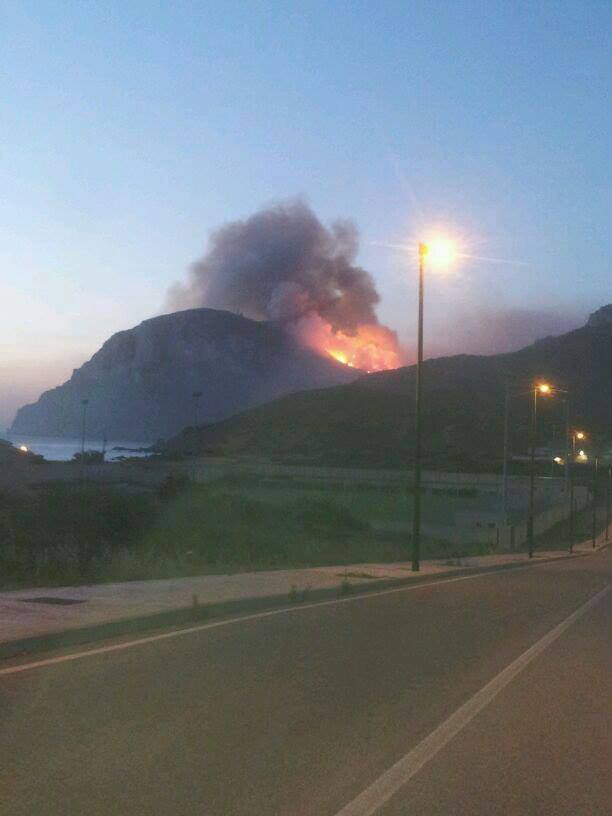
left=0, top=558, right=592, bottom=678
left=333, top=582, right=611, bottom=816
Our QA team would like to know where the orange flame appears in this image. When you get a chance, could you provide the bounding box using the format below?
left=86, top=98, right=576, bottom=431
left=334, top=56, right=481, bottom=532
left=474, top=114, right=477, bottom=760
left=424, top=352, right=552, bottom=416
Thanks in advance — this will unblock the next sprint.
left=293, top=315, right=402, bottom=373
left=328, top=350, right=355, bottom=367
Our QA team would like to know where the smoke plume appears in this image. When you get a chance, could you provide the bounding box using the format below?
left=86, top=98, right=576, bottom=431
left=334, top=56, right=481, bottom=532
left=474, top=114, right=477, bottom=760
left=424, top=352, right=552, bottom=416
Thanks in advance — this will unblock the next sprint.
left=166, top=200, right=402, bottom=371
left=167, top=200, right=383, bottom=333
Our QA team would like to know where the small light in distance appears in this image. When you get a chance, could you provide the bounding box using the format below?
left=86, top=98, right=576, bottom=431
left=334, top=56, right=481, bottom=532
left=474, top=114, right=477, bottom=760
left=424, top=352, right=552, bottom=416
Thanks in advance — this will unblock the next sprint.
left=19, top=445, right=28, bottom=452
left=538, top=383, right=552, bottom=394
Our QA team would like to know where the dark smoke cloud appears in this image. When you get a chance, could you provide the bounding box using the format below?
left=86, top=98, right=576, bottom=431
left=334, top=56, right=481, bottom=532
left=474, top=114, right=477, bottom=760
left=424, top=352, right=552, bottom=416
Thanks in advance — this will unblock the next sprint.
left=166, top=200, right=381, bottom=334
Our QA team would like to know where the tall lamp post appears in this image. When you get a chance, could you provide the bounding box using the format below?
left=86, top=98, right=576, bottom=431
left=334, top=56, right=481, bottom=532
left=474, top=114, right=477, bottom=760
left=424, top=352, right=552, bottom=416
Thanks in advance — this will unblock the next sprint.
left=501, top=384, right=511, bottom=519
left=568, top=429, right=585, bottom=552
left=411, top=237, right=458, bottom=572
left=606, top=465, right=611, bottom=543
left=526, top=382, right=556, bottom=558
left=591, top=454, right=599, bottom=548
left=80, top=399, right=89, bottom=456
left=411, top=244, right=426, bottom=571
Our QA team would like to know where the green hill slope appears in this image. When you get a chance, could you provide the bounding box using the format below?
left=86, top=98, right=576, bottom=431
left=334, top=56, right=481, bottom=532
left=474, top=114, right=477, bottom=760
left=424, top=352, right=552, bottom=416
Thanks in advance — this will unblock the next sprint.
left=164, top=305, right=612, bottom=469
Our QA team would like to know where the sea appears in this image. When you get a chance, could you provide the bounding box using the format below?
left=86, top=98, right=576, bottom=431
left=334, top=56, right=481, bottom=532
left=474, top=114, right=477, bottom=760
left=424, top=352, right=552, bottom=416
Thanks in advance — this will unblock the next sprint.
left=2, top=432, right=152, bottom=462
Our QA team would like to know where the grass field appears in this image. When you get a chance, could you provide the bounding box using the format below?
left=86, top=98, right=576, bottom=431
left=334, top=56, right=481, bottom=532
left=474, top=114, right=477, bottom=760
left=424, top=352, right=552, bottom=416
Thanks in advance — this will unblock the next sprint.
left=1, top=473, right=604, bottom=589
left=234, top=483, right=479, bottom=526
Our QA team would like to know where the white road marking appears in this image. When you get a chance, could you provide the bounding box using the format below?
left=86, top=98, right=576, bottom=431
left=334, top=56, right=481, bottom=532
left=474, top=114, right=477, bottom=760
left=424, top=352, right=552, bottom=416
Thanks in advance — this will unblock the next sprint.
left=333, top=582, right=611, bottom=816
left=0, top=556, right=590, bottom=678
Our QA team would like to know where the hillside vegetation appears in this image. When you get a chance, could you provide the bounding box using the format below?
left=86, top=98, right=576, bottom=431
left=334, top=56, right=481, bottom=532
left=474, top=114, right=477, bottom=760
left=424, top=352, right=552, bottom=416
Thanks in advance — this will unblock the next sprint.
left=165, top=305, right=612, bottom=468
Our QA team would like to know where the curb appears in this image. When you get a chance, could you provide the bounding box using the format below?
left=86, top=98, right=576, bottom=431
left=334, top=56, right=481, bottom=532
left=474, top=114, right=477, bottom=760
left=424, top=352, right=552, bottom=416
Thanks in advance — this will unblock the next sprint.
left=0, top=540, right=608, bottom=663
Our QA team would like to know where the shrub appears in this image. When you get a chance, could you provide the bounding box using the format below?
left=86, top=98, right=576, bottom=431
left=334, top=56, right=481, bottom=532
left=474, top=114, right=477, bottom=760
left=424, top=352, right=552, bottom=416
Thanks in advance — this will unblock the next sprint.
left=158, top=473, right=191, bottom=500
left=291, top=498, right=368, bottom=535
left=0, top=485, right=154, bottom=585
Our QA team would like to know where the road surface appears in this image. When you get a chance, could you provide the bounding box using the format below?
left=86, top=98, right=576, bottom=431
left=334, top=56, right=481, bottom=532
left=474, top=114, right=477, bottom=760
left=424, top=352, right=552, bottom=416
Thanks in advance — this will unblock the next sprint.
left=1, top=551, right=610, bottom=815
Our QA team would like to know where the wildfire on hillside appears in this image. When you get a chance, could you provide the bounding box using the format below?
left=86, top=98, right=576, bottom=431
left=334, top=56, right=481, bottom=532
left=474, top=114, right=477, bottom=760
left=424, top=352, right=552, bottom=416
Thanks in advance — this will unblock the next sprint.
left=167, top=200, right=405, bottom=374
left=292, top=314, right=402, bottom=373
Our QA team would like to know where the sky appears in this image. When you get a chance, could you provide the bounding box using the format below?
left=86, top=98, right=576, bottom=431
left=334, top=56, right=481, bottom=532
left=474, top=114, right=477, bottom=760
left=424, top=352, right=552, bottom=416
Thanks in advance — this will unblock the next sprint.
left=1, top=0, right=610, bottom=428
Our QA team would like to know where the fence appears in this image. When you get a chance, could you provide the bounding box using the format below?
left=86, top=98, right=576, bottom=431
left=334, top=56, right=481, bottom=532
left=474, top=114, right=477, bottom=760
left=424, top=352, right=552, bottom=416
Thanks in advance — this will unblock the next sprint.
left=427, top=486, right=590, bottom=548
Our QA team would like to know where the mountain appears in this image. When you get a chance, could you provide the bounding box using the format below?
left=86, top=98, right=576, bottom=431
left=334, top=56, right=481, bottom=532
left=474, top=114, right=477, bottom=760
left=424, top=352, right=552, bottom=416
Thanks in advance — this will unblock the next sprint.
left=165, top=305, right=612, bottom=468
left=10, top=309, right=358, bottom=441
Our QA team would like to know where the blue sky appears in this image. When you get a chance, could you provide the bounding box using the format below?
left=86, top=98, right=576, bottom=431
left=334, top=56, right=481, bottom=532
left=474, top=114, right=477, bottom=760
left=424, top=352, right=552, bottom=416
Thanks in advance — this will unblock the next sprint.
left=1, top=1, right=610, bottom=426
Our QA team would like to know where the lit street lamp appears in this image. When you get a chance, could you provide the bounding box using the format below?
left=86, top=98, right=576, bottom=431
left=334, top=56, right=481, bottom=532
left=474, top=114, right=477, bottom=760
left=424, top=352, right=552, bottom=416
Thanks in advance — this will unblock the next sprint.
left=568, top=429, right=587, bottom=551
left=411, top=237, right=457, bottom=571
left=526, top=382, right=555, bottom=558
left=503, top=382, right=571, bottom=556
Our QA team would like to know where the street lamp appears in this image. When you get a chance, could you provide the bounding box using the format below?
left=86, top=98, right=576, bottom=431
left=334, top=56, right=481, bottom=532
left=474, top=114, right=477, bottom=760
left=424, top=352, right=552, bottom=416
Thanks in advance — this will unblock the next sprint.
left=411, top=237, right=458, bottom=571
left=568, top=429, right=587, bottom=551
left=526, top=382, right=554, bottom=558
left=505, top=382, right=569, bottom=556
left=606, top=465, right=611, bottom=543
left=501, top=384, right=513, bottom=520
left=592, top=454, right=599, bottom=548
left=80, top=399, right=89, bottom=456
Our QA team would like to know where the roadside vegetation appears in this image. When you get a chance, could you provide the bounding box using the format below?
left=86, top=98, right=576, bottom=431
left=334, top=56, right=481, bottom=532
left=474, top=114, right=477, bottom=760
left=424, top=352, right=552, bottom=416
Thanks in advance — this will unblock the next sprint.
left=0, top=476, right=476, bottom=589
left=0, top=473, right=605, bottom=589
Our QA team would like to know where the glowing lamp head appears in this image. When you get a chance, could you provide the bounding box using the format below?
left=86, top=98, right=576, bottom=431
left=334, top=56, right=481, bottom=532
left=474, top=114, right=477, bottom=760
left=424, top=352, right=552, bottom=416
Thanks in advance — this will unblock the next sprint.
left=575, top=431, right=585, bottom=440
left=19, top=445, right=28, bottom=453
left=537, top=383, right=552, bottom=394
left=420, top=237, right=458, bottom=269
left=553, top=457, right=563, bottom=464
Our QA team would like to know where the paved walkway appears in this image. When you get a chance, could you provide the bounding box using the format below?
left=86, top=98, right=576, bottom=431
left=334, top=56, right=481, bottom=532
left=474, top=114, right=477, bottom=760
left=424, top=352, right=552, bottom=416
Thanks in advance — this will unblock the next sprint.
left=0, top=532, right=608, bottom=645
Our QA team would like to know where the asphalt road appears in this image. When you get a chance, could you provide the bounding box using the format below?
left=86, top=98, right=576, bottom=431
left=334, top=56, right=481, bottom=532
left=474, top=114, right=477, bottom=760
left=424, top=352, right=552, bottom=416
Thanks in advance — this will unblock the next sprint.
left=1, top=551, right=610, bottom=816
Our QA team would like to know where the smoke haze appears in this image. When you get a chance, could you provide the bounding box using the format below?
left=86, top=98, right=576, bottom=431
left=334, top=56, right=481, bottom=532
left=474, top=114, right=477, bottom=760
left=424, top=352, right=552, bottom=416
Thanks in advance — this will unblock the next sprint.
left=437, top=306, right=583, bottom=357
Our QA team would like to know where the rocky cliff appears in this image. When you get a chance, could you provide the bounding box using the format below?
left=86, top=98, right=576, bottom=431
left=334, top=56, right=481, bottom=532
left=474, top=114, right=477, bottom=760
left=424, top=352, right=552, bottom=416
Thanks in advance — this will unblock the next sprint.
left=10, top=309, right=358, bottom=441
